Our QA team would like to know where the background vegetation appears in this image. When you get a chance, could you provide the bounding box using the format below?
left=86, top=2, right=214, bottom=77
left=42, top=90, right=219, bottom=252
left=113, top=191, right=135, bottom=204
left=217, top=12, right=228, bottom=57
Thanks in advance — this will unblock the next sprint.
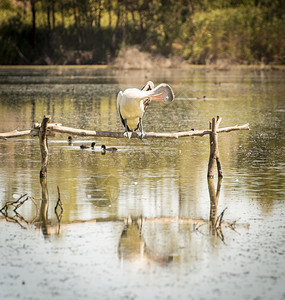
left=1, top=0, right=285, bottom=65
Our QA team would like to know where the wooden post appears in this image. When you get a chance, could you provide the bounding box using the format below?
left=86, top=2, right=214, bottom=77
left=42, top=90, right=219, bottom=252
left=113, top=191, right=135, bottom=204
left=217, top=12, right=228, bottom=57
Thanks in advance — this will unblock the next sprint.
left=207, top=116, right=223, bottom=178
left=39, top=115, right=50, bottom=178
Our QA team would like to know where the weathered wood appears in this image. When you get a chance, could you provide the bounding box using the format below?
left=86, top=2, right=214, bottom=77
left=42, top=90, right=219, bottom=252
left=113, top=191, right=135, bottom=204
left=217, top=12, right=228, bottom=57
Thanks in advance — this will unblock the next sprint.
left=39, top=116, right=50, bottom=178
left=0, top=129, right=32, bottom=139
left=207, top=116, right=223, bottom=178
left=207, top=119, right=215, bottom=178
left=1, top=122, right=250, bottom=139
left=1, top=116, right=249, bottom=179
left=35, top=122, right=250, bottom=138
left=215, top=116, right=223, bottom=178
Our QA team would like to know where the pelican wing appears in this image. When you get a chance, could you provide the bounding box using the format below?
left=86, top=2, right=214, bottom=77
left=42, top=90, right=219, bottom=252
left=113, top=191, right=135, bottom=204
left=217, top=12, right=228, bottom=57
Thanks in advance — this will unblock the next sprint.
left=117, top=91, right=128, bottom=129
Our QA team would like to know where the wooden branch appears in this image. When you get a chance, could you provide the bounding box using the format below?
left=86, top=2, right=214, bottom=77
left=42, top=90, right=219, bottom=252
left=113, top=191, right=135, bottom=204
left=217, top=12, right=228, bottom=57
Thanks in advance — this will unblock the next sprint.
left=1, top=122, right=250, bottom=139
left=0, top=130, right=32, bottom=139
left=36, top=122, right=250, bottom=139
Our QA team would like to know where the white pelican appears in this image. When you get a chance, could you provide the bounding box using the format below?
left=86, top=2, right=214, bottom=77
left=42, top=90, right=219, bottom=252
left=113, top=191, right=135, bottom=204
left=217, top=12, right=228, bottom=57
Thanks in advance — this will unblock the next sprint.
left=117, top=81, right=175, bottom=139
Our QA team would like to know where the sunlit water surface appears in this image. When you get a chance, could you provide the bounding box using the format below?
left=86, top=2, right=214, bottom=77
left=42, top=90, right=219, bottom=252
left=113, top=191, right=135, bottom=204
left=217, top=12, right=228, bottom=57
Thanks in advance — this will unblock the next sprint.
left=0, top=66, right=284, bottom=299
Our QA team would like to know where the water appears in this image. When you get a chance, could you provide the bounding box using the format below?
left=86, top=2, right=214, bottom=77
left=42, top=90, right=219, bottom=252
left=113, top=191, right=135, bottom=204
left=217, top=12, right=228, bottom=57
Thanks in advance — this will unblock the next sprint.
left=0, top=66, right=285, bottom=299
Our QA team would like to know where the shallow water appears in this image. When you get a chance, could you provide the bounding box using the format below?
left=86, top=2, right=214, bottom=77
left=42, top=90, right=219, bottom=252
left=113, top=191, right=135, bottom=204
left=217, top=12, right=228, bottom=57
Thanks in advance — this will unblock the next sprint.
left=0, top=66, right=285, bottom=299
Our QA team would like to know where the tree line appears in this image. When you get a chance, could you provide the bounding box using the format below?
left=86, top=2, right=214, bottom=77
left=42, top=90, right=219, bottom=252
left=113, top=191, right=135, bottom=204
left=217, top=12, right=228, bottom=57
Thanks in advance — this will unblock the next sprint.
left=1, top=0, right=285, bottom=65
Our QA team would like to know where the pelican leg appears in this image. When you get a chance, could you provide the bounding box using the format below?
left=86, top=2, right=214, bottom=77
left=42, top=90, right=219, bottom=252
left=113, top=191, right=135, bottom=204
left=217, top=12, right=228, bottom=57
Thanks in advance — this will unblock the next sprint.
left=123, top=119, right=132, bottom=139
left=138, top=118, right=145, bottom=140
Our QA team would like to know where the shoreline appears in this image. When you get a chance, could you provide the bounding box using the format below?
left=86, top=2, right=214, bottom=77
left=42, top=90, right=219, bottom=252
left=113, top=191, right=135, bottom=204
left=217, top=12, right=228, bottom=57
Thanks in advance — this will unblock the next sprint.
left=0, top=64, right=284, bottom=71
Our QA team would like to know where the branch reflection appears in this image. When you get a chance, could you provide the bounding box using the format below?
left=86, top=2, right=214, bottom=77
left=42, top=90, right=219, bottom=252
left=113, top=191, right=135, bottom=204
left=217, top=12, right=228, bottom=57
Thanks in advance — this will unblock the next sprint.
left=0, top=179, right=63, bottom=237
left=35, top=177, right=49, bottom=236
left=34, top=179, right=64, bottom=237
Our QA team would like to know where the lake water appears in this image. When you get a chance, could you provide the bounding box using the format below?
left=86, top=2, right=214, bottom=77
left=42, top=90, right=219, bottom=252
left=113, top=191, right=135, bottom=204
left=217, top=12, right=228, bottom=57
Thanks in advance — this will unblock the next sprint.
left=0, top=66, right=284, bottom=299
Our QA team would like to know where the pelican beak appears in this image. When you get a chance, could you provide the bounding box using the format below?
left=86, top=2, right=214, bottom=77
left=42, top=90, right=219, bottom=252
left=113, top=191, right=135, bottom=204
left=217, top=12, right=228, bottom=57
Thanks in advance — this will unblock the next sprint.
left=163, top=89, right=175, bottom=102
left=150, top=88, right=174, bottom=102
left=150, top=92, right=165, bottom=102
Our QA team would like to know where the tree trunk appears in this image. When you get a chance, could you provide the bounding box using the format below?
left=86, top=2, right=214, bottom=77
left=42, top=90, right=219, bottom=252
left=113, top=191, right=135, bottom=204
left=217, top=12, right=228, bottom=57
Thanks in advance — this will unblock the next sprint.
left=30, top=0, right=36, bottom=48
left=51, top=0, right=55, bottom=29
left=108, top=0, right=112, bottom=27
left=97, top=0, right=102, bottom=29
left=60, top=0, right=65, bottom=27
left=111, top=8, right=121, bottom=57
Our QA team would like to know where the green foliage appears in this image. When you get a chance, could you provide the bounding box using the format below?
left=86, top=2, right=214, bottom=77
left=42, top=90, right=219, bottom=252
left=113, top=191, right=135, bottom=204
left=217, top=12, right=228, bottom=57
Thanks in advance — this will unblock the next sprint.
left=180, top=6, right=285, bottom=64
left=0, top=0, right=284, bottom=65
left=0, top=0, right=13, bottom=10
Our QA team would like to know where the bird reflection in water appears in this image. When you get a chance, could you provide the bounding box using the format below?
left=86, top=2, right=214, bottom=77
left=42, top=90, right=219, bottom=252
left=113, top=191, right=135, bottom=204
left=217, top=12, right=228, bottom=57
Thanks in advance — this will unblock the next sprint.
left=118, top=216, right=174, bottom=266
left=80, top=142, right=96, bottom=149
left=68, top=136, right=73, bottom=145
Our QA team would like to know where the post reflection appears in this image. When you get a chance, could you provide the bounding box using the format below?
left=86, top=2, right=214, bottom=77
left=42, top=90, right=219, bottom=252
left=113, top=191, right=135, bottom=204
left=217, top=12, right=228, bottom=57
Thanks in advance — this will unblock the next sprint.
left=208, top=177, right=223, bottom=238
left=35, top=178, right=49, bottom=237
left=34, top=179, right=64, bottom=237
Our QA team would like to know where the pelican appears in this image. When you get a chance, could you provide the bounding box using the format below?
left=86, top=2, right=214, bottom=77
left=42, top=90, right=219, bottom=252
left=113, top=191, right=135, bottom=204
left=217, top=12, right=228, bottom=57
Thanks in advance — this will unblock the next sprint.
left=117, top=81, right=174, bottom=139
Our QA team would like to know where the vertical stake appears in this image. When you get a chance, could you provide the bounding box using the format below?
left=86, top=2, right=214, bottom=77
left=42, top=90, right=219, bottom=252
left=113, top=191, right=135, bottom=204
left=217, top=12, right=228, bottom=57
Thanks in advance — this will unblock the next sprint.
left=207, top=116, right=223, bottom=178
left=39, top=115, right=50, bottom=179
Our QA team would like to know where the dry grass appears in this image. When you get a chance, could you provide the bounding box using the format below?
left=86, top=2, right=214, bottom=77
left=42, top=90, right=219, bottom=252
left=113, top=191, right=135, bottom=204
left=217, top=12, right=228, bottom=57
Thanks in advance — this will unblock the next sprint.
left=112, top=46, right=185, bottom=69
